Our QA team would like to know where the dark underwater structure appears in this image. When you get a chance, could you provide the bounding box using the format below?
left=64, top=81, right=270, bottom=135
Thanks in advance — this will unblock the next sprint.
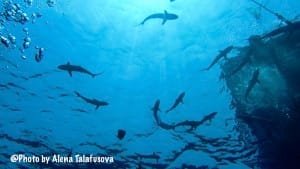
left=220, top=21, right=300, bottom=169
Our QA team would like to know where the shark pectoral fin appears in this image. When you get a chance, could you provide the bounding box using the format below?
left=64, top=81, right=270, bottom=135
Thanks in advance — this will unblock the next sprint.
left=162, top=18, right=167, bottom=25
left=68, top=70, right=72, bottom=77
left=95, top=105, right=100, bottom=110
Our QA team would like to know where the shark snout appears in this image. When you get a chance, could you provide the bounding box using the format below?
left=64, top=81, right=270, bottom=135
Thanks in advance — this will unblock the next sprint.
left=169, top=14, right=178, bottom=20
left=57, top=65, right=66, bottom=70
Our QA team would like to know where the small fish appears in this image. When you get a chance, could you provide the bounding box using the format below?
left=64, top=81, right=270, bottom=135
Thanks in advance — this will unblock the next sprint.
left=1, top=104, right=10, bottom=108
left=6, top=82, right=26, bottom=90
left=117, top=129, right=126, bottom=140
left=40, top=110, right=52, bottom=113
left=28, top=73, right=44, bottom=79
left=47, top=96, right=55, bottom=100
left=71, top=108, right=88, bottom=113
left=9, top=108, right=21, bottom=112
left=59, top=93, right=70, bottom=97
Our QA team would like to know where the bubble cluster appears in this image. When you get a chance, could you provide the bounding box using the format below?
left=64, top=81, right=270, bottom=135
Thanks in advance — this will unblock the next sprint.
left=0, top=0, right=54, bottom=63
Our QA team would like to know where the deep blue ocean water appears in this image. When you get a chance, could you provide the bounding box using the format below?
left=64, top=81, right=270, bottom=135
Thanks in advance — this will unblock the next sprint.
left=1, top=0, right=300, bottom=169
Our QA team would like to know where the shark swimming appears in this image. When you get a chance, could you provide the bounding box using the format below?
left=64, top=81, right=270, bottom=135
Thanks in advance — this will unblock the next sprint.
left=245, top=69, right=260, bottom=100
left=151, top=99, right=161, bottom=123
left=140, top=10, right=178, bottom=25
left=202, top=46, right=234, bottom=71
left=174, top=112, right=218, bottom=131
left=166, top=92, right=185, bottom=113
left=57, top=62, right=102, bottom=78
left=74, top=91, right=109, bottom=110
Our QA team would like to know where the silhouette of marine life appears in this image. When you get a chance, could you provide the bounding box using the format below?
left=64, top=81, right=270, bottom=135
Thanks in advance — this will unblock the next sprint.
left=0, top=57, right=18, bottom=68
left=0, top=133, right=52, bottom=150
left=71, top=108, right=88, bottom=113
left=59, top=93, right=70, bottom=97
left=151, top=99, right=161, bottom=123
left=134, top=152, right=160, bottom=162
left=6, top=82, right=26, bottom=90
left=58, top=62, right=103, bottom=78
left=202, top=46, right=234, bottom=71
left=8, top=107, right=21, bottom=112
left=174, top=112, right=218, bottom=131
left=74, top=91, right=109, bottom=110
left=117, top=129, right=126, bottom=140
left=140, top=10, right=178, bottom=25
left=166, top=92, right=185, bottom=113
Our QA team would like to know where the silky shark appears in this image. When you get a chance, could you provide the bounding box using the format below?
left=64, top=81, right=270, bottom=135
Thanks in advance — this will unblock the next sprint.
left=202, top=46, right=234, bottom=71
left=166, top=92, right=185, bottom=113
left=151, top=99, right=161, bottom=123
left=58, top=62, right=102, bottom=78
left=174, top=112, right=218, bottom=131
left=74, top=91, right=108, bottom=110
left=140, top=10, right=178, bottom=25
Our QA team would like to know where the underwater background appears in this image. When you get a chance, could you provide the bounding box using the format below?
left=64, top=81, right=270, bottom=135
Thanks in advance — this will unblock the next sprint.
left=1, top=0, right=300, bottom=169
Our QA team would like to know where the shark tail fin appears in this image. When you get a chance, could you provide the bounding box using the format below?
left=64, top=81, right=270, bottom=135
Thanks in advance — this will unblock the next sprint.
left=139, top=21, right=145, bottom=26
left=92, top=71, right=104, bottom=78
left=74, top=91, right=80, bottom=97
left=200, top=67, right=209, bottom=71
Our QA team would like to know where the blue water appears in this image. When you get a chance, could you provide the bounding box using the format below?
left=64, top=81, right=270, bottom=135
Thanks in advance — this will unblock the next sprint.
left=1, top=0, right=300, bottom=169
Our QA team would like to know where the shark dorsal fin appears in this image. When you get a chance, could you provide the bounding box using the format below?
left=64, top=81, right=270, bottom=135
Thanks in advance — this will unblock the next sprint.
left=67, top=62, right=70, bottom=65
left=162, top=11, right=168, bottom=25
